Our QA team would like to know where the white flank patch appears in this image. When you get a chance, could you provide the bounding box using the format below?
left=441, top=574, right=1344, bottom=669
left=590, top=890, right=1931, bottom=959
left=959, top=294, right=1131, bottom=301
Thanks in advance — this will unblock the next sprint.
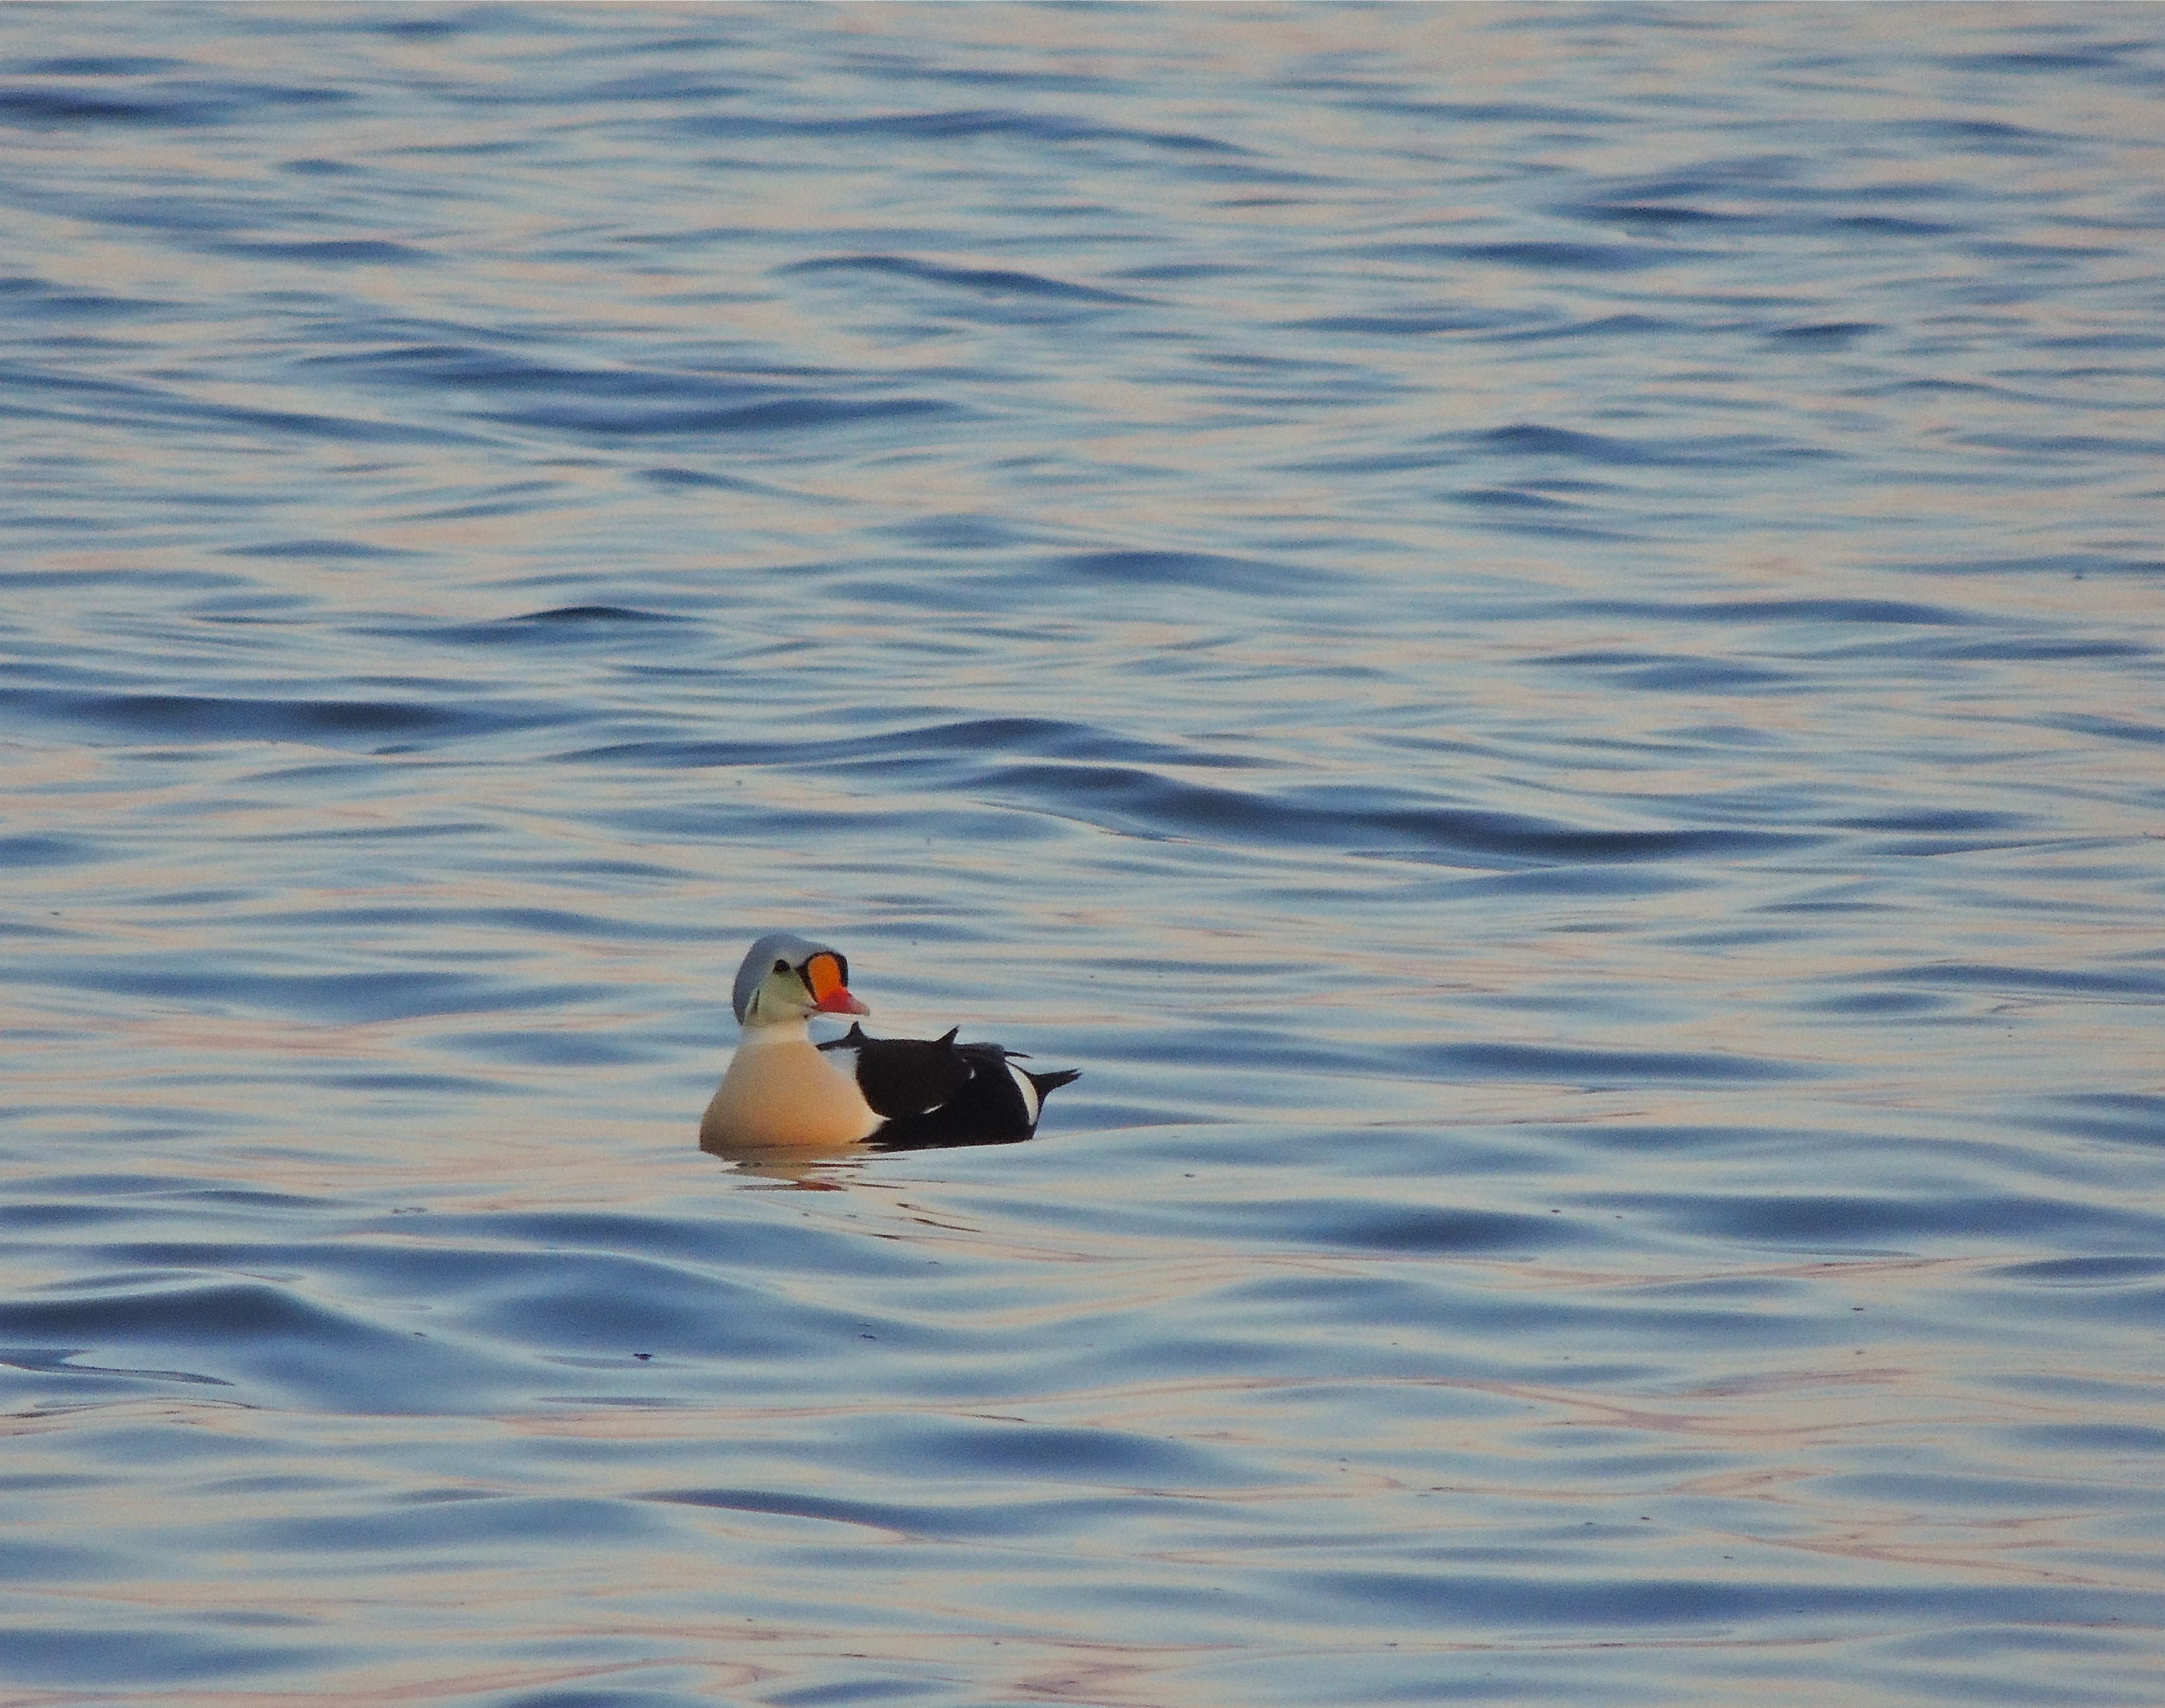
left=1007, top=1061, right=1041, bottom=1125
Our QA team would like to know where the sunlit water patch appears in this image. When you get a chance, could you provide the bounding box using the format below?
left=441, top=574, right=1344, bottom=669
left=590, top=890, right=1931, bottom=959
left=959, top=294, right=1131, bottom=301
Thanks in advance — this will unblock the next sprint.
left=3, top=6, right=2162, bottom=1706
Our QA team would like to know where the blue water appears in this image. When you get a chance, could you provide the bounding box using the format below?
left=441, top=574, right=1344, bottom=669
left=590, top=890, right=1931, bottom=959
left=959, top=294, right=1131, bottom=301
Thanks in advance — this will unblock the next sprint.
left=4, top=5, right=2163, bottom=1704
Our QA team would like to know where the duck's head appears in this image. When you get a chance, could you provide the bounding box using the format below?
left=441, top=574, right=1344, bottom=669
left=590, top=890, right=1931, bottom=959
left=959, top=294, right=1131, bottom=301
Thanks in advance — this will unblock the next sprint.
left=732, top=931, right=871, bottom=1029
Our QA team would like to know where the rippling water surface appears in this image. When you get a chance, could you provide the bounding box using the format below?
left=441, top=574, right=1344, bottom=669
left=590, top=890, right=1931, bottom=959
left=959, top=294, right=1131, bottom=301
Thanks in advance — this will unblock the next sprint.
left=4, top=6, right=2164, bottom=1704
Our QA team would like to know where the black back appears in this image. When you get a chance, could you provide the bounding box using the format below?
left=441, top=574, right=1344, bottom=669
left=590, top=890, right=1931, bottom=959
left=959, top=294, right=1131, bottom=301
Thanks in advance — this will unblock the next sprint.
left=819, top=1023, right=1078, bottom=1153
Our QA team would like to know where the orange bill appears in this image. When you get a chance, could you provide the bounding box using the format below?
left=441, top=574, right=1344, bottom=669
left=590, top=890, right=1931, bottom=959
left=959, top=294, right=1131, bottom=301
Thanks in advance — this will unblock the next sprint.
left=803, top=951, right=869, bottom=1015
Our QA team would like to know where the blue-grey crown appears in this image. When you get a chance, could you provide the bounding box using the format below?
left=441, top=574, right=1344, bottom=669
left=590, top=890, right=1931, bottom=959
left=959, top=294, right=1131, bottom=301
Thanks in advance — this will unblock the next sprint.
left=732, top=930, right=835, bottom=1024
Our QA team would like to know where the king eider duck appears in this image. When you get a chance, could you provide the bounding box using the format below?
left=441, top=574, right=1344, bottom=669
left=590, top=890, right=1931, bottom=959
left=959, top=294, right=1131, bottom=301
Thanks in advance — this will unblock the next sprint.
left=699, top=932, right=1080, bottom=1154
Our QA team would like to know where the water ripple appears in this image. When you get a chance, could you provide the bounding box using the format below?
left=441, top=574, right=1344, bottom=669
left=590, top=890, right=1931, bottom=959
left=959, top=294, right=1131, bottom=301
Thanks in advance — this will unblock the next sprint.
left=5, top=6, right=2164, bottom=1705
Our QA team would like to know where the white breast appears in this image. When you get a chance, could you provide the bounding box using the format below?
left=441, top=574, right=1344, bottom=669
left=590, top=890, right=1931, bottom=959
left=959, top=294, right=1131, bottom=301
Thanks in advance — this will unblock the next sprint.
left=699, top=1029, right=880, bottom=1149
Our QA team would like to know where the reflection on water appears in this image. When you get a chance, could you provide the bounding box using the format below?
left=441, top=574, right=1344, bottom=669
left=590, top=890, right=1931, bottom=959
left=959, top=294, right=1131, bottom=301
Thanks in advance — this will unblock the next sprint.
left=4, top=4, right=2164, bottom=1705
left=699, top=1127, right=869, bottom=1189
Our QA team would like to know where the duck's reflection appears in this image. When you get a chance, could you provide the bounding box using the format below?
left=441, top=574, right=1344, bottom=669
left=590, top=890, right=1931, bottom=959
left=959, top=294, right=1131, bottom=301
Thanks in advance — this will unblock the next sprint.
left=699, top=1123, right=1035, bottom=1189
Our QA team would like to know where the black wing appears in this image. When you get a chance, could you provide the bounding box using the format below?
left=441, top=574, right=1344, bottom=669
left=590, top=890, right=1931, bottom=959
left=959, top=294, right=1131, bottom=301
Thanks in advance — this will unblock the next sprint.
left=820, top=1023, right=973, bottom=1118
left=819, top=1024, right=1069, bottom=1152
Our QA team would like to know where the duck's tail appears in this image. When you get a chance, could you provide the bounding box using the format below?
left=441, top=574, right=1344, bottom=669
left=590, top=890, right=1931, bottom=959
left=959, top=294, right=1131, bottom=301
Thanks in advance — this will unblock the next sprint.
left=1025, top=1067, right=1081, bottom=1099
